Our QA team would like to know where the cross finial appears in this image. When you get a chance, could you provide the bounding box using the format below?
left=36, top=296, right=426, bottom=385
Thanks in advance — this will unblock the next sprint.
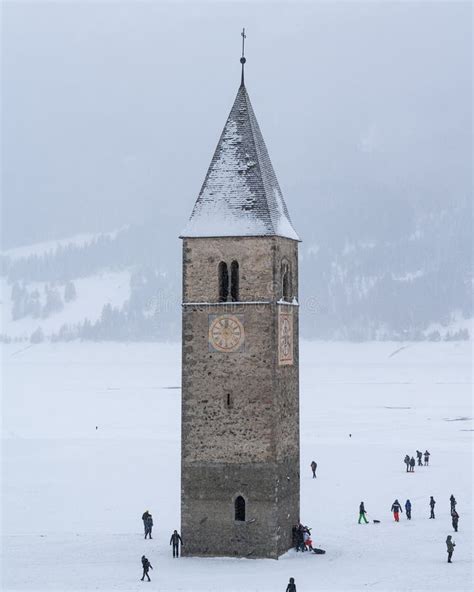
left=240, top=27, right=246, bottom=86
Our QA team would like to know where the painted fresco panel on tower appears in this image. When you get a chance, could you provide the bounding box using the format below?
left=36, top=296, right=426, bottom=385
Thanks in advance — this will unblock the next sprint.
left=278, top=308, right=294, bottom=365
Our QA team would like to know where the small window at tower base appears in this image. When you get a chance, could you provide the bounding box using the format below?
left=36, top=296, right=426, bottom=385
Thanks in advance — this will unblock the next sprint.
left=234, top=495, right=246, bottom=521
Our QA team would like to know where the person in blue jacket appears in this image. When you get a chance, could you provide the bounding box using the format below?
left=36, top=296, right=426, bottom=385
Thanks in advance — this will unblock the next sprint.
left=405, top=499, right=412, bottom=520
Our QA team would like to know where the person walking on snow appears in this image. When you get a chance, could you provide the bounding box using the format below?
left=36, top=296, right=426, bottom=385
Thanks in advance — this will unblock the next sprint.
left=409, top=457, right=415, bottom=472
left=358, top=502, right=368, bottom=524
left=451, top=509, right=459, bottom=532
left=170, top=530, right=183, bottom=557
left=416, top=450, right=423, bottom=466
left=429, top=496, right=436, bottom=519
left=140, top=555, right=153, bottom=581
left=144, top=513, right=153, bottom=539
left=446, top=536, right=455, bottom=563
left=310, top=460, right=317, bottom=479
left=391, top=499, right=403, bottom=522
left=450, top=495, right=457, bottom=512
left=286, top=577, right=297, bottom=592
left=405, top=499, right=412, bottom=520
left=404, top=455, right=410, bottom=472
left=424, top=450, right=430, bottom=466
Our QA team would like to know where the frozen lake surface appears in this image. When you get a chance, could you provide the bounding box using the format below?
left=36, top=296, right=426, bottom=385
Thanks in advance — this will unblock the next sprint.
left=1, top=341, right=472, bottom=591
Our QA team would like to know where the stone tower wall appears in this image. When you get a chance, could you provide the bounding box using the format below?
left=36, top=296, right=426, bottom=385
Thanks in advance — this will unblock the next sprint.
left=181, top=236, right=300, bottom=558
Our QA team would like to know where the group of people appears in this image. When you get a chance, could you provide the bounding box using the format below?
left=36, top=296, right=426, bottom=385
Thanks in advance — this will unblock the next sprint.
left=292, top=523, right=316, bottom=553
left=139, top=510, right=184, bottom=581
left=385, top=495, right=459, bottom=526
left=404, top=450, right=430, bottom=472
left=138, top=484, right=460, bottom=583
left=360, top=495, right=460, bottom=525
left=359, top=495, right=460, bottom=563
left=141, top=511, right=153, bottom=539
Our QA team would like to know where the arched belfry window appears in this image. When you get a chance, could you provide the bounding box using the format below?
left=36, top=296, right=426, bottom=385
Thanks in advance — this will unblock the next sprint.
left=234, top=495, right=246, bottom=521
left=281, top=261, right=291, bottom=301
left=218, top=262, right=229, bottom=302
left=230, top=260, right=239, bottom=302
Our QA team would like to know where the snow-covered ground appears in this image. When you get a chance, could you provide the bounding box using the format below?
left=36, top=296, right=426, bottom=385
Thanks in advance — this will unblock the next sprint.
left=1, top=341, right=472, bottom=591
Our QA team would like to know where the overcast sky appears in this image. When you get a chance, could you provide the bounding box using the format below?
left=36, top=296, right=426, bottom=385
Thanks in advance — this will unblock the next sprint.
left=2, top=0, right=471, bottom=248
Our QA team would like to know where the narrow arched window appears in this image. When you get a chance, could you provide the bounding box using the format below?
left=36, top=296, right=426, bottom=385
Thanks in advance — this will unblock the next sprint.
left=218, top=262, right=229, bottom=302
left=230, top=260, right=239, bottom=302
left=234, top=495, right=246, bottom=521
left=282, top=261, right=291, bottom=301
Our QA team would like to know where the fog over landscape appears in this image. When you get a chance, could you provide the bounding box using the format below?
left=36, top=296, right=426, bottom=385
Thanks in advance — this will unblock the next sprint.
left=1, top=5, right=473, bottom=592
left=1, top=1, right=472, bottom=340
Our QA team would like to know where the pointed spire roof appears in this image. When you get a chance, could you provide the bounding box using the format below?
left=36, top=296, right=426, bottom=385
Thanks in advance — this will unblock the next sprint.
left=180, top=82, right=300, bottom=241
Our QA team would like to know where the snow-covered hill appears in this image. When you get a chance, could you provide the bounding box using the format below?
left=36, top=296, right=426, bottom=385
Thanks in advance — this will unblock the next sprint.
left=0, top=223, right=471, bottom=342
left=0, top=229, right=177, bottom=342
left=0, top=271, right=131, bottom=340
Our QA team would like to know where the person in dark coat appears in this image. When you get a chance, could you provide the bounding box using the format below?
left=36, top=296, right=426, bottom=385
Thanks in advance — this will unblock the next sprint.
left=144, top=514, right=153, bottom=539
left=286, top=577, right=297, bottom=592
left=424, top=450, right=430, bottom=466
left=446, top=536, right=455, bottom=563
left=170, top=530, right=183, bottom=557
left=142, top=511, right=150, bottom=536
left=429, top=496, right=436, bottom=518
left=310, top=460, right=317, bottom=479
left=391, top=499, right=403, bottom=522
left=404, top=455, right=410, bottom=472
left=405, top=499, right=412, bottom=520
left=416, top=450, right=423, bottom=466
left=140, top=555, right=153, bottom=581
left=409, top=457, right=415, bottom=472
left=450, top=495, right=457, bottom=512
left=358, top=502, right=368, bottom=524
left=294, top=523, right=305, bottom=551
left=451, top=509, right=459, bottom=532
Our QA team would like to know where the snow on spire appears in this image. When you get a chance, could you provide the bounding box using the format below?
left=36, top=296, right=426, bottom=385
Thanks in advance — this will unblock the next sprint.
left=180, top=82, right=300, bottom=241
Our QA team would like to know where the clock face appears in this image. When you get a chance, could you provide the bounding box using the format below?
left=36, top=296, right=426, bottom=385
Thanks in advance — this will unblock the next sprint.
left=209, top=314, right=245, bottom=353
left=278, top=310, right=294, bottom=365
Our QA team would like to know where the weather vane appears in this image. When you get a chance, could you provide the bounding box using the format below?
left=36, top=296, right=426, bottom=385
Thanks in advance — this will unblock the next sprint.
left=240, top=27, right=246, bottom=85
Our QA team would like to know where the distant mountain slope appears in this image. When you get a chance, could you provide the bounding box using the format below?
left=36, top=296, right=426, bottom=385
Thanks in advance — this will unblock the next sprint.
left=0, top=209, right=471, bottom=342
left=0, top=271, right=131, bottom=341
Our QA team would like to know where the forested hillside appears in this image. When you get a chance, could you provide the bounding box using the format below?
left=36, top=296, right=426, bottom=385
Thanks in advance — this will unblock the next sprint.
left=1, top=190, right=471, bottom=343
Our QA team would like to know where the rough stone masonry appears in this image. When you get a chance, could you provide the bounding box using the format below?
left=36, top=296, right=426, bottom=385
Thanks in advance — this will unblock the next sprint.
left=180, top=72, right=300, bottom=559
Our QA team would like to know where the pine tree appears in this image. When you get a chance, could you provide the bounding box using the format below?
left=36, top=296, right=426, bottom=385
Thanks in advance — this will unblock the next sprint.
left=42, top=285, right=64, bottom=318
left=30, top=326, right=45, bottom=343
left=64, top=281, right=77, bottom=303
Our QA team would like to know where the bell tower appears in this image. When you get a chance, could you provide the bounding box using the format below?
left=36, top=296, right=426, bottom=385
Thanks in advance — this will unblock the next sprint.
left=180, top=34, right=300, bottom=559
